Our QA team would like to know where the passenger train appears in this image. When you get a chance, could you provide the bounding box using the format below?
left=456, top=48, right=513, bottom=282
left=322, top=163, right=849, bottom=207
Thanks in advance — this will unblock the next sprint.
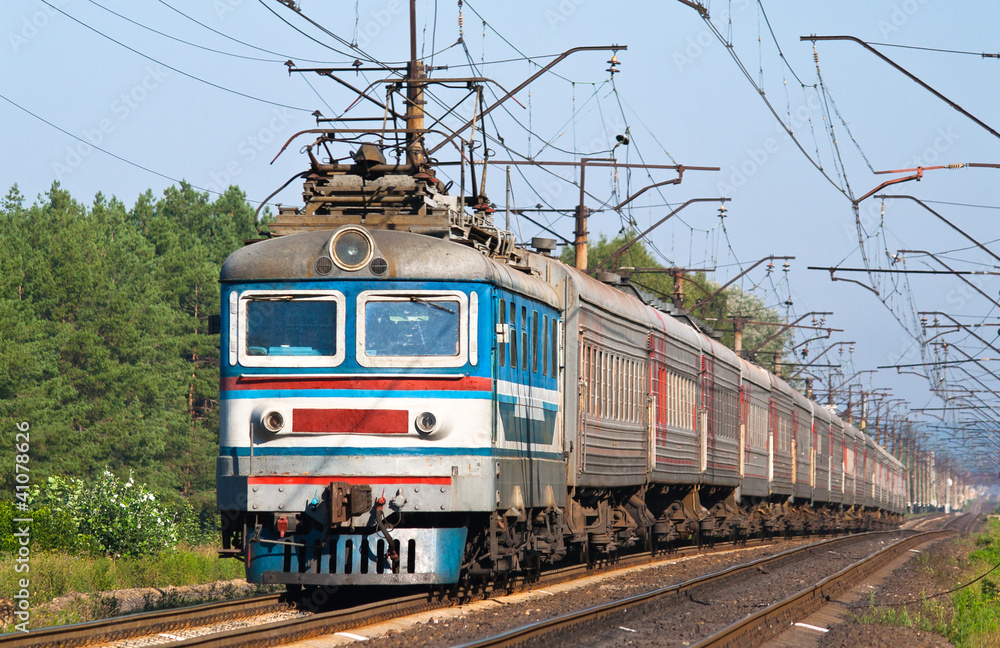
left=216, top=142, right=906, bottom=589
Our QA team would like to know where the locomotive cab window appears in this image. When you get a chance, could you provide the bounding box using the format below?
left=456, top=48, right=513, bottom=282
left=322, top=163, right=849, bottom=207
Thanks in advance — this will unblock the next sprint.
left=357, top=290, right=469, bottom=367
left=237, top=290, right=346, bottom=367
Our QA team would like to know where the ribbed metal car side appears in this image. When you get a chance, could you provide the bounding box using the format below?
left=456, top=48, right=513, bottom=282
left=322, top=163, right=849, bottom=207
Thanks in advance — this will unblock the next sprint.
left=739, top=359, right=772, bottom=499
left=699, top=337, right=742, bottom=488
left=829, top=415, right=845, bottom=504
left=790, top=388, right=814, bottom=501
left=767, top=374, right=796, bottom=497
left=810, top=402, right=832, bottom=505
left=648, top=317, right=703, bottom=485
left=842, top=423, right=861, bottom=507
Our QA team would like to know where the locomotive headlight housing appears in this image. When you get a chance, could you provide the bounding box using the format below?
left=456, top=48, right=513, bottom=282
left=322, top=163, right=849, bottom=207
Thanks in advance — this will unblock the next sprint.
left=415, top=412, right=438, bottom=436
left=262, top=410, right=285, bottom=433
left=330, top=226, right=374, bottom=271
left=413, top=410, right=451, bottom=439
left=252, top=404, right=291, bottom=436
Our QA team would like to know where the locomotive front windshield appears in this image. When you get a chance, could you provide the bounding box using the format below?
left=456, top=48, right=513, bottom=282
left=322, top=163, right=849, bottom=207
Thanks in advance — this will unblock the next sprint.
left=364, top=297, right=460, bottom=357
left=245, top=297, right=338, bottom=356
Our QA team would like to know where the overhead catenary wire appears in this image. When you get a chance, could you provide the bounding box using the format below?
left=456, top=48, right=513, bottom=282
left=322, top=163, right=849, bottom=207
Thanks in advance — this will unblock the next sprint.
left=0, top=92, right=266, bottom=202
left=83, top=0, right=285, bottom=63
left=154, top=0, right=347, bottom=65
left=37, top=0, right=314, bottom=113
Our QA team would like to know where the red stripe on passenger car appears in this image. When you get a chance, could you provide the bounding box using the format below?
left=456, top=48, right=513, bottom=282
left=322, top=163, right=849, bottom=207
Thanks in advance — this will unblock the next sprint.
left=293, top=408, right=408, bottom=434
left=221, top=375, right=491, bottom=391
left=248, top=476, right=451, bottom=485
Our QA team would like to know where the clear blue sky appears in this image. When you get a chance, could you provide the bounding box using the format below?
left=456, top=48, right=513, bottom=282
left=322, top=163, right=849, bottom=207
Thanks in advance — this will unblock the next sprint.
left=4, top=0, right=999, bottom=471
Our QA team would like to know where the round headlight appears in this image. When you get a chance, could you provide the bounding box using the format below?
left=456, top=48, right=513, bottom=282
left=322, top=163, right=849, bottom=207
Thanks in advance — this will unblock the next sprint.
left=262, top=410, right=285, bottom=433
left=331, top=227, right=373, bottom=271
left=414, top=412, right=438, bottom=436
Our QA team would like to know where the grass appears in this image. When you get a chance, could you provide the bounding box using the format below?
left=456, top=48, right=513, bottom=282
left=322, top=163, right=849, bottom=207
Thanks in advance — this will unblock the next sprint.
left=0, top=545, right=255, bottom=631
left=854, top=514, right=1000, bottom=648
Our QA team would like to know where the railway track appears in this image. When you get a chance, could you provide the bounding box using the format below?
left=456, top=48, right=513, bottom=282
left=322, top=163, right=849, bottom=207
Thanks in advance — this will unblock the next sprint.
left=445, top=515, right=974, bottom=648
left=0, top=531, right=842, bottom=648
left=0, top=595, right=295, bottom=648
left=448, top=528, right=954, bottom=648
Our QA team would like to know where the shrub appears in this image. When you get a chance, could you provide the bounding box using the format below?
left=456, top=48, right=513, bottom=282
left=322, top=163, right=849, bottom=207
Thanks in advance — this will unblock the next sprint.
left=30, top=471, right=180, bottom=557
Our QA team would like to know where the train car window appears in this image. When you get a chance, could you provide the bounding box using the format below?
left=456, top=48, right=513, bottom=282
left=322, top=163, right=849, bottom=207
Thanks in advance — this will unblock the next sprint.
left=627, top=359, right=633, bottom=421
left=609, top=355, right=622, bottom=419
left=498, top=298, right=506, bottom=367
left=550, top=319, right=558, bottom=377
left=599, top=351, right=606, bottom=417
left=542, top=315, right=549, bottom=375
left=521, top=306, right=528, bottom=370
left=532, top=311, right=539, bottom=373
left=509, top=302, right=517, bottom=369
left=238, top=291, right=345, bottom=367
left=247, top=301, right=337, bottom=356
left=356, top=290, right=468, bottom=367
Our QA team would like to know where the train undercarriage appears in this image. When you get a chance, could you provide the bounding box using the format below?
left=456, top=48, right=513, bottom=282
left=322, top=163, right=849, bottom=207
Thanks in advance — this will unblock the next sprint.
left=460, top=484, right=902, bottom=582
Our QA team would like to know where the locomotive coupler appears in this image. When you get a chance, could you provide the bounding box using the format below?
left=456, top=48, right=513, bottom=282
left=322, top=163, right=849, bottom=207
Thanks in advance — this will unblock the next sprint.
left=374, top=496, right=400, bottom=566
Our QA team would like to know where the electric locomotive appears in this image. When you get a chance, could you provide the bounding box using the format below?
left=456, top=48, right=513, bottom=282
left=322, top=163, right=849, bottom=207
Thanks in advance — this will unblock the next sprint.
left=217, top=144, right=568, bottom=586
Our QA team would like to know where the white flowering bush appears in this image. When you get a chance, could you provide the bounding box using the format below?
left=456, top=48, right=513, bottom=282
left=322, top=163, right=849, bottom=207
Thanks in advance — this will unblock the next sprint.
left=31, top=470, right=180, bottom=557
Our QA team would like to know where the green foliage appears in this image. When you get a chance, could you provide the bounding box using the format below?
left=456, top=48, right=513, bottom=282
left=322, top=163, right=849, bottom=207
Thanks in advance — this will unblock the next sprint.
left=29, top=472, right=180, bottom=557
left=0, top=501, right=88, bottom=554
left=0, top=181, right=262, bottom=531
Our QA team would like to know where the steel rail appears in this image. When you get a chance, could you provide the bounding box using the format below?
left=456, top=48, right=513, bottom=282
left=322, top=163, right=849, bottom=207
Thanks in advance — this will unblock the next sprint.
left=151, top=537, right=782, bottom=648
left=451, top=530, right=909, bottom=648
left=0, top=594, right=290, bottom=648
left=0, top=537, right=763, bottom=648
left=12, top=528, right=912, bottom=648
left=692, top=528, right=958, bottom=648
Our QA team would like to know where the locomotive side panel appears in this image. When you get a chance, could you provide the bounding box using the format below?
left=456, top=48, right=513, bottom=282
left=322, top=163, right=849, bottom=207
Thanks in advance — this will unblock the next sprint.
left=492, top=288, right=566, bottom=510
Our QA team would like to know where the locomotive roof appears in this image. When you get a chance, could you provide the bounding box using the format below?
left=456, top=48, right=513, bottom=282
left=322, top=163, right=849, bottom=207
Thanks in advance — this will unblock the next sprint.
left=221, top=228, right=560, bottom=306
